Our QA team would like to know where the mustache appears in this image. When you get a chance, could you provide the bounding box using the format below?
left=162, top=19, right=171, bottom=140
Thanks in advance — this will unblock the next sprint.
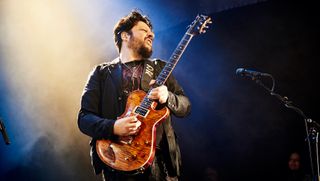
left=145, top=35, right=154, bottom=42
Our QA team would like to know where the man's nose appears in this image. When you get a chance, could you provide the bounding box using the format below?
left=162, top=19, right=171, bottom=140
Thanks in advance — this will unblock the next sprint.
left=148, top=31, right=155, bottom=39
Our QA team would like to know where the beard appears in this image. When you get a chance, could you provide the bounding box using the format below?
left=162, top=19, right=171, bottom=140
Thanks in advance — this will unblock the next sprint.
left=128, top=36, right=153, bottom=59
left=137, top=44, right=153, bottom=59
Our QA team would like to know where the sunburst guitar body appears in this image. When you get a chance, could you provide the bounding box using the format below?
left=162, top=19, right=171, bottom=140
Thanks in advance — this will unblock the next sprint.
left=96, top=90, right=169, bottom=173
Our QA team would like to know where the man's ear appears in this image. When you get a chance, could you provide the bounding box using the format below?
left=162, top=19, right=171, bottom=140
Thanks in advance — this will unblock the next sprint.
left=121, top=32, right=130, bottom=42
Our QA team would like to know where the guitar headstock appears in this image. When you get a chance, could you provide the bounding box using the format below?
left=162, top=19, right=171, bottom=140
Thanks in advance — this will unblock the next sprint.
left=188, top=14, right=212, bottom=35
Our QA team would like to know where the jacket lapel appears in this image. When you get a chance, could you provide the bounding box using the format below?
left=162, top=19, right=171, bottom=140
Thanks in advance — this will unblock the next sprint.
left=107, top=58, right=122, bottom=99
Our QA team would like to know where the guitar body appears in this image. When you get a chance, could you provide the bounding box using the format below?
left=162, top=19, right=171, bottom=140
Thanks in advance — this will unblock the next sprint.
left=96, top=90, right=169, bottom=172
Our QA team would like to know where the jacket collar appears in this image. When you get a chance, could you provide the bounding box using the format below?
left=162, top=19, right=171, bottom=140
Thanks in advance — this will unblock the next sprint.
left=109, top=57, right=156, bottom=93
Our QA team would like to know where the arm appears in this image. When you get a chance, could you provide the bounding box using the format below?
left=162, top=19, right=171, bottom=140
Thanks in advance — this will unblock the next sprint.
left=166, top=74, right=191, bottom=117
left=77, top=66, right=116, bottom=139
left=148, top=75, right=191, bottom=118
left=78, top=65, right=142, bottom=138
left=147, top=60, right=191, bottom=117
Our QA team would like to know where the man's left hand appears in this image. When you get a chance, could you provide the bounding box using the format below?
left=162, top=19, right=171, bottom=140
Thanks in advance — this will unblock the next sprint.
left=148, top=80, right=169, bottom=104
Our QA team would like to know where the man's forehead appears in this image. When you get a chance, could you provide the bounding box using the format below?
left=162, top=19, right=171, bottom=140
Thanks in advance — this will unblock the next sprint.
left=133, top=21, right=152, bottom=30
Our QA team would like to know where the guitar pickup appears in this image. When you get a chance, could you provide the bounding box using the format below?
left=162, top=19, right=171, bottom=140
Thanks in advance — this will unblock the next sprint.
left=134, top=106, right=149, bottom=117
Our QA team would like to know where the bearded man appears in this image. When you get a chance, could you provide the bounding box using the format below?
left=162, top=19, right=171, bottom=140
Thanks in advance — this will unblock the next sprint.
left=78, top=10, right=191, bottom=181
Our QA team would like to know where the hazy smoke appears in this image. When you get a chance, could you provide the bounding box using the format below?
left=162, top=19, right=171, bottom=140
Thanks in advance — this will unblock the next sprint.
left=0, top=0, right=117, bottom=179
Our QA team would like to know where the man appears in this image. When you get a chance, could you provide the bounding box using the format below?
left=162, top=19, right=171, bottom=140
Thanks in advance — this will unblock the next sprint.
left=285, top=152, right=311, bottom=181
left=78, top=10, right=191, bottom=181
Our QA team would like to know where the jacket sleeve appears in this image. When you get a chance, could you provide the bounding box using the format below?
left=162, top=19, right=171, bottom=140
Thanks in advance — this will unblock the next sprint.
left=165, top=74, right=191, bottom=118
left=77, top=65, right=116, bottom=139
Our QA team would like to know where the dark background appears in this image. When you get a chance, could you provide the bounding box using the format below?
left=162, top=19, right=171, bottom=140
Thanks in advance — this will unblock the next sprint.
left=1, top=0, right=319, bottom=180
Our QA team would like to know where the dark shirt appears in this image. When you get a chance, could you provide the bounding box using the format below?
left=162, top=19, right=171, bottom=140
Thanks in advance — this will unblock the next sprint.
left=121, top=61, right=144, bottom=93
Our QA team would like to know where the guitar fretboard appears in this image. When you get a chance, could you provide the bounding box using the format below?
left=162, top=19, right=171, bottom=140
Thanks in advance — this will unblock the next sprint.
left=134, top=33, right=194, bottom=116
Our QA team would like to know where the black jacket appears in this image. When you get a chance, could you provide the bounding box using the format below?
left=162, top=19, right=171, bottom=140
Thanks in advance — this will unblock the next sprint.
left=78, top=58, right=191, bottom=176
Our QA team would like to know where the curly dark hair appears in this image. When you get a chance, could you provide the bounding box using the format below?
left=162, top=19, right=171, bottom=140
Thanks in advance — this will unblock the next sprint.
left=113, top=10, right=153, bottom=52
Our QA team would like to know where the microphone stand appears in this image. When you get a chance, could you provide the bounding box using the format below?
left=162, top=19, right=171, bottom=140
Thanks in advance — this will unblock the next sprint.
left=251, top=75, right=319, bottom=181
left=0, top=118, right=10, bottom=145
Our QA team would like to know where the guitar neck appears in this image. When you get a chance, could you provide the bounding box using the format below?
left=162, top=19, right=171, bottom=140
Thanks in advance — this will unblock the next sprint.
left=135, top=14, right=211, bottom=113
left=155, top=32, right=194, bottom=86
left=136, top=32, right=194, bottom=112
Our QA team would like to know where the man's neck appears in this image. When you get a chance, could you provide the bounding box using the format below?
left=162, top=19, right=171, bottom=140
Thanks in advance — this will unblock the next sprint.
left=119, top=48, right=142, bottom=63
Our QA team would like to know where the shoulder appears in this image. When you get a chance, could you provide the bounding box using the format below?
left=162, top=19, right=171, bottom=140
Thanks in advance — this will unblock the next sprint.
left=94, top=57, right=120, bottom=73
left=87, top=58, right=120, bottom=79
left=100, top=57, right=120, bottom=69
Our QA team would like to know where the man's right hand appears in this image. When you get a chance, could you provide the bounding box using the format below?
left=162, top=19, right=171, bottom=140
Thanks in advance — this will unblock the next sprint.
left=113, top=116, right=141, bottom=136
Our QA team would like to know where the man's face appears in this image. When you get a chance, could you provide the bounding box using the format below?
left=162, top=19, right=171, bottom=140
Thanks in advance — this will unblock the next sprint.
left=127, top=21, right=154, bottom=58
left=288, top=153, right=300, bottom=171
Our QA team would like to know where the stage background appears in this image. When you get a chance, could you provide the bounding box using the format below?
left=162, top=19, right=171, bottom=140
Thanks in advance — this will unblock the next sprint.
left=1, top=0, right=319, bottom=180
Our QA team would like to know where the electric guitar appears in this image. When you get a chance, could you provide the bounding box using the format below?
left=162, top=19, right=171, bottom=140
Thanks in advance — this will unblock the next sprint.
left=96, top=14, right=212, bottom=174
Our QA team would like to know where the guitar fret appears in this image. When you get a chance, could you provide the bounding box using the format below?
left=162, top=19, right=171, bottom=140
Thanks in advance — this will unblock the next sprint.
left=161, top=71, right=168, bottom=75
left=181, top=40, right=188, bottom=45
left=178, top=45, right=185, bottom=51
left=164, top=67, right=172, bottom=71
left=160, top=71, right=168, bottom=75
left=141, top=103, right=150, bottom=108
left=172, top=54, right=179, bottom=59
left=145, top=101, right=152, bottom=106
left=157, top=77, right=165, bottom=82
left=167, top=63, right=174, bottom=67
left=158, top=74, right=166, bottom=79
left=183, top=34, right=192, bottom=40
left=174, top=50, right=182, bottom=55
left=157, top=78, right=166, bottom=83
left=170, top=57, right=178, bottom=62
left=170, top=58, right=178, bottom=62
left=142, top=100, right=150, bottom=106
left=162, top=73, right=168, bottom=77
left=156, top=80, right=163, bottom=85
left=144, top=98, right=153, bottom=104
left=162, top=70, right=169, bottom=75
left=140, top=96, right=153, bottom=106
left=159, top=74, right=166, bottom=79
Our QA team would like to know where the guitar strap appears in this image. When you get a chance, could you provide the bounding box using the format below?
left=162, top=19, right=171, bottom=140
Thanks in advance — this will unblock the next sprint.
left=141, top=59, right=158, bottom=92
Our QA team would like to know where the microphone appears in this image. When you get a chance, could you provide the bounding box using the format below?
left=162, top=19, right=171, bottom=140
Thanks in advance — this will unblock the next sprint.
left=236, top=68, right=270, bottom=78
left=0, top=118, right=10, bottom=145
